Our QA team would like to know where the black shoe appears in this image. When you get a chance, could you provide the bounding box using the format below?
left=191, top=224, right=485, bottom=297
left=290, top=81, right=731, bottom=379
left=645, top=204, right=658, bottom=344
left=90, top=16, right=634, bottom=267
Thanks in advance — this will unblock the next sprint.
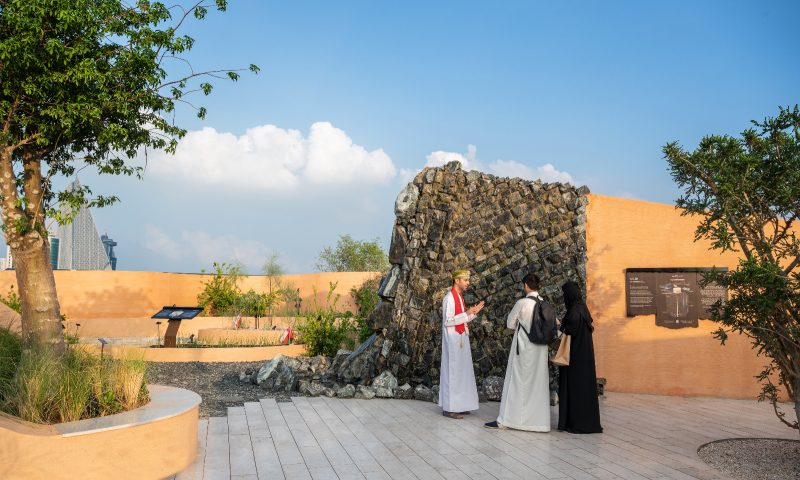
left=484, top=421, right=499, bottom=429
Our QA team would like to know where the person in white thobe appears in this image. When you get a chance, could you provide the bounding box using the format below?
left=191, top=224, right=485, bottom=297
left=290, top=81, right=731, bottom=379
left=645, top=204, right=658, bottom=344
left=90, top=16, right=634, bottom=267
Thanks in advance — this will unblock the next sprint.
left=487, top=272, right=551, bottom=432
left=439, top=269, right=485, bottom=419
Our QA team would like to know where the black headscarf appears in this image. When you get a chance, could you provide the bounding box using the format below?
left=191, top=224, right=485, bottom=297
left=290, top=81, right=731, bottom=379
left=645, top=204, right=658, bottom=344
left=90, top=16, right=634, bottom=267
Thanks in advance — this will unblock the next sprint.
left=562, top=281, right=594, bottom=331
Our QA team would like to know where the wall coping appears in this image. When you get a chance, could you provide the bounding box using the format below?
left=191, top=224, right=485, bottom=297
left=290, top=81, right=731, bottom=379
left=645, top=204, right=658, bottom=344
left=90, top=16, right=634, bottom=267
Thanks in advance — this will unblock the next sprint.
left=81, top=343, right=307, bottom=362
left=0, top=385, right=199, bottom=437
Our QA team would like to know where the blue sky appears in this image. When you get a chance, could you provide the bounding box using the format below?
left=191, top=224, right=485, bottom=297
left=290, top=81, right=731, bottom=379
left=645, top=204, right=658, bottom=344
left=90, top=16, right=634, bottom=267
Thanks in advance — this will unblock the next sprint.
left=6, top=1, right=800, bottom=274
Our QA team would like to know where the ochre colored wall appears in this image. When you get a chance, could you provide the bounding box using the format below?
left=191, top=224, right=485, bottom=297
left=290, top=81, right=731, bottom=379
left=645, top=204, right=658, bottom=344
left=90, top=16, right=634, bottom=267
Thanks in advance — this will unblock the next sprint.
left=0, top=386, right=198, bottom=480
left=0, top=270, right=378, bottom=321
left=586, top=194, right=783, bottom=400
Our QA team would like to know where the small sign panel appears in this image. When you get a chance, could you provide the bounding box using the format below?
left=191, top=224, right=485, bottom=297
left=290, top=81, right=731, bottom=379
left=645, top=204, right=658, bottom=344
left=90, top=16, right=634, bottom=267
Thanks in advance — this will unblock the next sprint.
left=151, top=306, right=204, bottom=320
left=625, top=268, right=728, bottom=329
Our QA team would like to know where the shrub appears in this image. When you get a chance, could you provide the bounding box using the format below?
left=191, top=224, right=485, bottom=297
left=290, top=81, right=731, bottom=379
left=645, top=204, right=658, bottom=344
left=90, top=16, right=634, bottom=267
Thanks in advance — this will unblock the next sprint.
left=197, top=262, right=244, bottom=316
left=0, top=285, right=21, bottom=313
left=351, top=275, right=382, bottom=343
left=296, top=282, right=360, bottom=356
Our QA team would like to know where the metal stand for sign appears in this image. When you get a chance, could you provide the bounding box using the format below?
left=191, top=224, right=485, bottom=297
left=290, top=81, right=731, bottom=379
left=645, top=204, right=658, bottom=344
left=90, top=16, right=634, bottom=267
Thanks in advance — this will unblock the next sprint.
left=151, top=306, right=204, bottom=348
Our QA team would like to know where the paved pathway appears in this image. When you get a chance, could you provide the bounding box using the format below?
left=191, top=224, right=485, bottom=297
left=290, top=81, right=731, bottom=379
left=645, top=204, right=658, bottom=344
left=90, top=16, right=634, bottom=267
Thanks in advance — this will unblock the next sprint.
left=175, top=392, right=796, bottom=480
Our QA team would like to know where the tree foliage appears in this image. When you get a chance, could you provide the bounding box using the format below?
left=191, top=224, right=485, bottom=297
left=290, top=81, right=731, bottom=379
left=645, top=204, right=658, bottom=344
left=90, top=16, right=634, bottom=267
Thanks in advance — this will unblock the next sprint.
left=316, top=235, right=389, bottom=272
left=197, top=262, right=243, bottom=316
left=0, top=0, right=257, bottom=346
left=664, top=105, right=800, bottom=432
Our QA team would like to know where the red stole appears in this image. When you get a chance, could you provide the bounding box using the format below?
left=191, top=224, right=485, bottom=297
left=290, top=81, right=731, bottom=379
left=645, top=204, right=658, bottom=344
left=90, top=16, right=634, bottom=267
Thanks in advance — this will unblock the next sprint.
left=451, top=288, right=466, bottom=334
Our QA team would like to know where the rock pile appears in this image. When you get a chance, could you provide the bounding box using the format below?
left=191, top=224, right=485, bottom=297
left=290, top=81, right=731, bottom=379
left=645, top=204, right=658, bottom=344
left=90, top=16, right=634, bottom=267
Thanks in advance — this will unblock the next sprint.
left=248, top=162, right=591, bottom=400
left=346, top=161, right=589, bottom=386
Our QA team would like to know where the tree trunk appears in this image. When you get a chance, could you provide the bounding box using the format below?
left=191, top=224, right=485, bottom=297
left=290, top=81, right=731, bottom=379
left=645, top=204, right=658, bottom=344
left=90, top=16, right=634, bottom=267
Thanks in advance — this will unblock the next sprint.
left=795, top=376, right=800, bottom=437
left=13, top=236, right=64, bottom=350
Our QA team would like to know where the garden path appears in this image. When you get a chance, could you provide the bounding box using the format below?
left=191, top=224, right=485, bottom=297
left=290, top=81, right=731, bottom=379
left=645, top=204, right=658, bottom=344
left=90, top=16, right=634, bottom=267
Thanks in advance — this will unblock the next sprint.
left=174, top=392, right=796, bottom=479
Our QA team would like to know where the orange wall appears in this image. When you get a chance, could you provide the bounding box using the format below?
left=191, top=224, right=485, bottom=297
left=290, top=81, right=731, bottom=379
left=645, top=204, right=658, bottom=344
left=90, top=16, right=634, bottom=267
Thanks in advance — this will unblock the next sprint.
left=0, top=271, right=378, bottom=321
left=586, top=194, right=782, bottom=400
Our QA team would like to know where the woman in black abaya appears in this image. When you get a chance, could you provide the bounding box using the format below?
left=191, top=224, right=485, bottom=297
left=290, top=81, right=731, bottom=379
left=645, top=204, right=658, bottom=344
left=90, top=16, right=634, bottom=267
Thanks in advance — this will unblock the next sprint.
left=558, top=281, right=603, bottom=433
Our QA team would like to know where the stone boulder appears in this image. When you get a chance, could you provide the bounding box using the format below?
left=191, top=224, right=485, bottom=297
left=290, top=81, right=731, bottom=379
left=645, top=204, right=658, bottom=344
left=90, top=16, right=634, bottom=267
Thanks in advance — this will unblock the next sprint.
left=252, top=354, right=297, bottom=392
left=394, top=383, right=414, bottom=399
left=336, top=384, right=355, bottom=398
left=372, top=371, right=398, bottom=390
left=482, top=376, right=504, bottom=401
left=413, top=384, right=433, bottom=402
left=355, top=385, right=376, bottom=400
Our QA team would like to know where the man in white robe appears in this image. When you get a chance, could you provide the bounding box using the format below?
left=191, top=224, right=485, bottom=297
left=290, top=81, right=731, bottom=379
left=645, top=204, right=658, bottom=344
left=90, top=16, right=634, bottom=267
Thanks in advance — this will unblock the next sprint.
left=485, top=272, right=551, bottom=431
left=439, top=269, right=485, bottom=419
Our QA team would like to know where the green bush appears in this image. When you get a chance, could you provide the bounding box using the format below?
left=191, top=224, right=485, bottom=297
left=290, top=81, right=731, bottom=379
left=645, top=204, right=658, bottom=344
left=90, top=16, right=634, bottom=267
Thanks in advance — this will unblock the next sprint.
left=351, top=275, right=382, bottom=343
left=0, top=285, right=21, bottom=313
left=197, top=262, right=243, bottom=316
left=296, top=282, right=360, bottom=356
left=0, top=335, right=149, bottom=425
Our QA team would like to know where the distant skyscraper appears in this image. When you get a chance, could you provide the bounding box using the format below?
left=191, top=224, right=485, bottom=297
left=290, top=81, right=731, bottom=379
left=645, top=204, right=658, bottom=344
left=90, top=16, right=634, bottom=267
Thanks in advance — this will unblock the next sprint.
left=101, top=234, right=117, bottom=271
left=49, top=237, right=60, bottom=269
left=54, top=179, right=114, bottom=270
left=5, top=246, right=13, bottom=270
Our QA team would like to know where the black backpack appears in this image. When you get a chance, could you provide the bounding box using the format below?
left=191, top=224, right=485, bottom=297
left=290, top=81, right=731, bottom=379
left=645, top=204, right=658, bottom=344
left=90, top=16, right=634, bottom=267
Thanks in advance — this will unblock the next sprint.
left=517, top=295, right=558, bottom=354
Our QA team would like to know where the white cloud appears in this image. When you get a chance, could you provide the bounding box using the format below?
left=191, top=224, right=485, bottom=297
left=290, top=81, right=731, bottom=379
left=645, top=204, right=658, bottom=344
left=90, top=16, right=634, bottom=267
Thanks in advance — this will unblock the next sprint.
left=148, top=122, right=395, bottom=190
left=422, top=145, right=574, bottom=183
left=488, top=160, right=573, bottom=183
left=304, top=122, right=395, bottom=184
left=143, top=224, right=275, bottom=272
left=425, top=144, right=479, bottom=170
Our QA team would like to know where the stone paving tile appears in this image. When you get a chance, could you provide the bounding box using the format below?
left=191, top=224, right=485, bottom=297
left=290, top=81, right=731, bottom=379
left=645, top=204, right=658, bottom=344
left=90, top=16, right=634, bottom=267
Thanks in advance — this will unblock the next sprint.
left=179, top=392, right=797, bottom=479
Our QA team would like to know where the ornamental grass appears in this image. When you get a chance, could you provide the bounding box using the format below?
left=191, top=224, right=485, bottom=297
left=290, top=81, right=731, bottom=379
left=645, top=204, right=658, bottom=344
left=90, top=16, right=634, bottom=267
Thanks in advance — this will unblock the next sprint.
left=0, top=327, right=149, bottom=424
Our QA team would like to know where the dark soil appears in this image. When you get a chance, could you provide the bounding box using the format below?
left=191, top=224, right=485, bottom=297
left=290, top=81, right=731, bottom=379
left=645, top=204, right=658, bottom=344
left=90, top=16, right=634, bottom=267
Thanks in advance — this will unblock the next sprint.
left=146, top=361, right=293, bottom=417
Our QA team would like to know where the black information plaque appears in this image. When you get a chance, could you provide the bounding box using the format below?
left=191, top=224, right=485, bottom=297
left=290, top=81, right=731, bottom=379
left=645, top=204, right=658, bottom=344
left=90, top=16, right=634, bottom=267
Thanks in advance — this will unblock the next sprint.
left=625, top=268, right=728, bottom=329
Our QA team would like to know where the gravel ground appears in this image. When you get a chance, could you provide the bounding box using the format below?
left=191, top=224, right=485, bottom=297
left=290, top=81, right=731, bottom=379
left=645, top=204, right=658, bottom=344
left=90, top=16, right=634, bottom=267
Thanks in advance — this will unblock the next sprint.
left=146, top=361, right=294, bottom=417
left=698, top=438, right=800, bottom=480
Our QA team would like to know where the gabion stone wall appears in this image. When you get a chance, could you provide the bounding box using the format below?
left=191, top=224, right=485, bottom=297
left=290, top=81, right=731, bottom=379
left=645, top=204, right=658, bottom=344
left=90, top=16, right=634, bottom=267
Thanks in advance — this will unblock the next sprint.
left=364, top=161, right=590, bottom=386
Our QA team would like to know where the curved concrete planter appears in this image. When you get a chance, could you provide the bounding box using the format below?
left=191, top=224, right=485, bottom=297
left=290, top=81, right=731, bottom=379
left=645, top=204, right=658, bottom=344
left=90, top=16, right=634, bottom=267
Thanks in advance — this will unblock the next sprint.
left=0, top=385, right=200, bottom=480
left=82, top=343, right=306, bottom=362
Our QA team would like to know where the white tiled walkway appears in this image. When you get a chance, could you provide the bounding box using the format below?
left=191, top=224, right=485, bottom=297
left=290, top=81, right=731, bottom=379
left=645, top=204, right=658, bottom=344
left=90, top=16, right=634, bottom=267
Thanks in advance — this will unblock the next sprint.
left=175, top=393, right=796, bottom=480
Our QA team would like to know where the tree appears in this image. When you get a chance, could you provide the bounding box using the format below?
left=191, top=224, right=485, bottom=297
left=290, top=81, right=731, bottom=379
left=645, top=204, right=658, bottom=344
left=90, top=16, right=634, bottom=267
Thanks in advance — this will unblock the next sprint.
left=316, top=235, right=389, bottom=272
left=0, top=1, right=257, bottom=348
left=262, top=252, right=283, bottom=317
left=664, top=105, right=800, bottom=434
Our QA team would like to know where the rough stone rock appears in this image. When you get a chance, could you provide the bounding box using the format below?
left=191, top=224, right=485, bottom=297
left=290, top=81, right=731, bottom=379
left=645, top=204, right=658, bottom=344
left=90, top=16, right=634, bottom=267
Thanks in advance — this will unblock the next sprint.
left=253, top=354, right=298, bottom=392
left=394, top=383, right=414, bottom=399
left=378, top=266, right=401, bottom=299
left=432, top=392, right=439, bottom=404
left=298, top=379, right=311, bottom=395
left=332, top=334, right=382, bottom=384
left=414, top=384, right=433, bottom=402
left=375, top=387, right=394, bottom=398
left=478, top=389, right=488, bottom=403
left=367, top=301, right=394, bottom=331
left=239, top=371, right=250, bottom=383
left=326, top=162, right=589, bottom=394
left=395, top=182, right=420, bottom=219
left=355, top=385, right=376, bottom=400
left=331, top=349, right=352, bottom=372
left=482, top=376, right=504, bottom=401
left=336, top=384, right=356, bottom=398
left=323, top=388, right=336, bottom=398
left=307, top=381, right=327, bottom=397
left=597, top=377, right=606, bottom=396
left=550, top=390, right=558, bottom=406
left=372, top=371, right=398, bottom=391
